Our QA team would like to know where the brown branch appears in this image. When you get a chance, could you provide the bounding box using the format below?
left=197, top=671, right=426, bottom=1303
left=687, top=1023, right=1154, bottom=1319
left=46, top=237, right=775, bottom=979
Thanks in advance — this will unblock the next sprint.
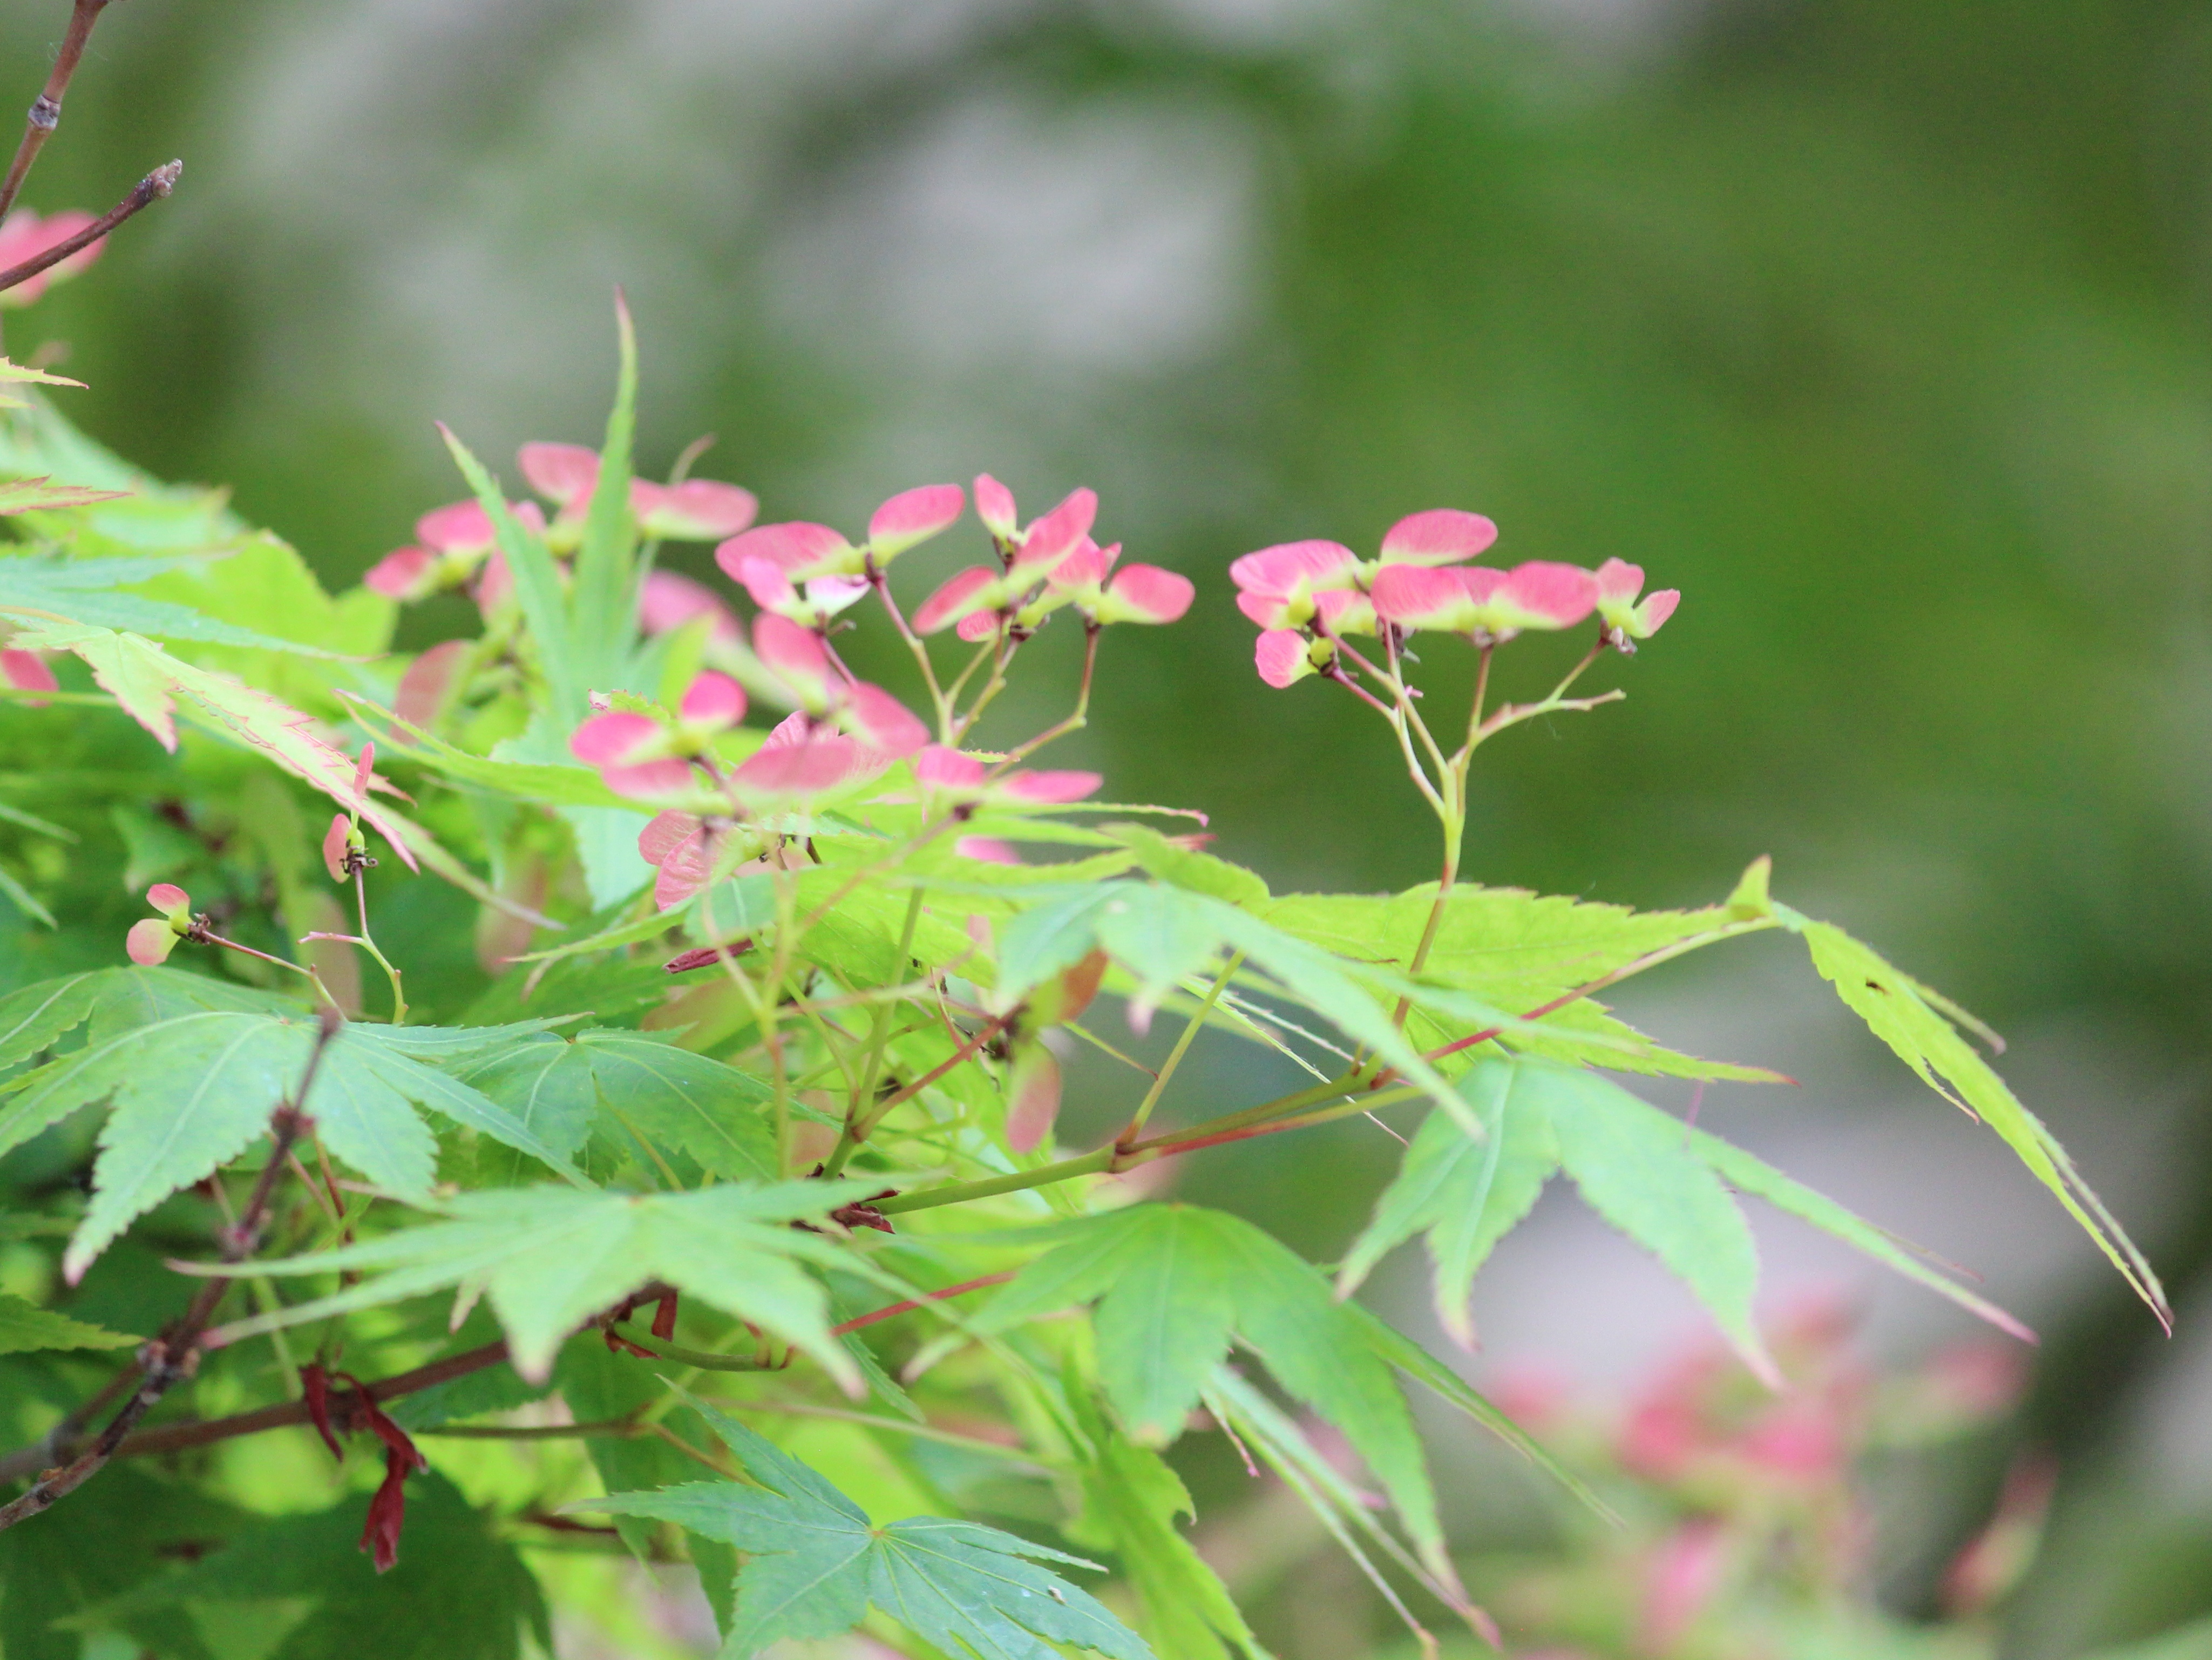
left=0, top=1007, right=338, bottom=1532
left=0, top=0, right=113, bottom=225
left=0, top=1338, right=516, bottom=1484
left=0, top=157, right=177, bottom=299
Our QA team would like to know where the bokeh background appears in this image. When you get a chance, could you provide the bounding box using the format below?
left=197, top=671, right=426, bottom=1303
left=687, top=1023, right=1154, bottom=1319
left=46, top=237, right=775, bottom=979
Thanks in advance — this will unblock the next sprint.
left=4, top=0, right=2209, bottom=1652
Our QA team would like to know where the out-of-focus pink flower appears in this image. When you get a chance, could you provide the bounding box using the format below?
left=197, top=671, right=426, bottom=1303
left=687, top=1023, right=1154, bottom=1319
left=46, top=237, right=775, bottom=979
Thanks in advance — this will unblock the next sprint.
left=638, top=570, right=743, bottom=645
left=393, top=639, right=471, bottom=727
left=1007, top=489, right=1095, bottom=576
left=868, top=484, right=966, bottom=558
left=1739, top=1402, right=1848, bottom=1483
left=1636, top=1520, right=1728, bottom=1655
left=570, top=672, right=750, bottom=801
left=1594, top=557, right=1680, bottom=650
left=729, top=555, right=870, bottom=630
left=1379, top=508, right=1498, bottom=566
left=906, top=744, right=1100, bottom=808
left=639, top=810, right=725, bottom=910
left=1370, top=560, right=1599, bottom=636
left=0, top=209, right=103, bottom=308
left=1254, top=629, right=1324, bottom=688
left=714, top=482, right=965, bottom=585
left=520, top=441, right=758, bottom=541
left=322, top=813, right=354, bottom=883
left=630, top=478, right=758, bottom=541
left=364, top=499, right=545, bottom=604
left=1, top=648, right=56, bottom=704
left=956, top=836, right=1021, bottom=864
left=1229, top=540, right=1363, bottom=630
left=751, top=613, right=837, bottom=712
left=362, top=546, right=439, bottom=602
left=974, top=473, right=1019, bottom=541
left=125, top=883, right=194, bottom=966
left=729, top=711, right=870, bottom=801
left=913, top=566, right=1007, bottom=637
left=1093, top=564, right=1193, bottom=626
left=518, top=442, right=601, bottom=509
left=1005, top=1044, right=1063, bottom=1154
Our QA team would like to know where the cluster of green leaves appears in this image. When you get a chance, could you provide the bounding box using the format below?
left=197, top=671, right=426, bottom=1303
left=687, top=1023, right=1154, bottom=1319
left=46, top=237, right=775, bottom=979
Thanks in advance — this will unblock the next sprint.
left=0, top=339, right=2159, bottom=1660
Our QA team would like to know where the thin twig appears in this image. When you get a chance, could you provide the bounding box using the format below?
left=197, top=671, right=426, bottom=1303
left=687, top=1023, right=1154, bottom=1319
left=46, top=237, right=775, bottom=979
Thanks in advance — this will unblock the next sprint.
left=0, top=159, right=179, bottom=298
left=0, top=1007, right=340, bottom=1532
left=0, top=0, right=112, bottom=225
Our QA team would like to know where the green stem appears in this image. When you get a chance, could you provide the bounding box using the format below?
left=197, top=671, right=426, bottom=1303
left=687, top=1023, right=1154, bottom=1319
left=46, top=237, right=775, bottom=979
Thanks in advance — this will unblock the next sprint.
left=850, top=887, right=925, bottom=1123
left=1116, top=954, right=1240, bottom=1148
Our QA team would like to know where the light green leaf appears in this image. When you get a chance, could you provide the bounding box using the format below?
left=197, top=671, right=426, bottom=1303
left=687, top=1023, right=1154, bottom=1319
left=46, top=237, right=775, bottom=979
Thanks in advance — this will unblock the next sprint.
left=1073, top=1422, right=1270, bottom=1660
left=0, top=971, right=101, bottom=1067
left=6, top=622, right=415, bottom=859
left=995, top=886, right=1116, bottom=999
left=341, top=694, right=641, bottom=809
left=1093, top=883, right=1225, bottom=1007
left=1338, top=1059, right=1562, bottom=1347
left=0, top=1293, right=137, bottom=1353
left=1344, top=1306, right=1613, bottom=1520
left=570, top=297, right=641, bottom=687
left=0, top=551, right=344, bottom=653
left=580, top=1391, right=1150, bottom=1660
left=1107, top=822, right=1268, bottom=909
left=440, top=426, right=582, bottom=719
left=1537, top=1060, right=1776, bottom=1383
left=227, top=1182, right=877, bottom=1386
left=1782, top=907, right=2167, bottom=1325
left=971, top=1204, right=1446, bottom=1574
left=568, top=1029, right=778, bottom=1181
left=447, top=1036, right=599, bottom=1164
left=1686, top=1122, right=2034, bottom=1341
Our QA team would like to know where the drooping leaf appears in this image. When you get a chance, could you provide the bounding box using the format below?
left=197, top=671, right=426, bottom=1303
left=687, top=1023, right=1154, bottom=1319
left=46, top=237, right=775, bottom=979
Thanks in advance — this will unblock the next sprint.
left=1065, top=1377, right=1271, bottom=1660
left=1517, top=1059, right=1778, bottom=1384
left=967, top=1203, right=1448, bottom=1574
left=3, top=622, right=416, bottom=864
left=0, top=1293, right=138, bottom=1353
left=580, top=1391, right=1151, bottom=1660
left=1781, top=906, right=2168, bottom=1325
left=1685, top=1122, right=2035, bottom=1342
left=1338, top=1060, right=1561, bottom=1346
left=223, top=1182, right=883, bottom=1386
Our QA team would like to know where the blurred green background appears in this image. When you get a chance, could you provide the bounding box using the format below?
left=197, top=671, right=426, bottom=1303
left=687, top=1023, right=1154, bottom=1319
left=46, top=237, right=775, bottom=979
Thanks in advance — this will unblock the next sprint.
left=5, top=0, right=2208, bottom=1652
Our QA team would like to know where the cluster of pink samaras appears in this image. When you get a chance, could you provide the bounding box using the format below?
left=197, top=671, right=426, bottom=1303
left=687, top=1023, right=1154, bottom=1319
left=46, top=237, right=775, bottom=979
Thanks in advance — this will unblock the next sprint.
left=362, top=441, right=763, bottom=607
left=359, top=460, right=1197, bottom=910
left=1229, top=509, right=1679, bottom=689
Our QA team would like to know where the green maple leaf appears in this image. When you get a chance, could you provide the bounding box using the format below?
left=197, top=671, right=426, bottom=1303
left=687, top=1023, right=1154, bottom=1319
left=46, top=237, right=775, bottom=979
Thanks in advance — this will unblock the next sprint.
left=0, top=1292, right=138, bottom=1353
left=227, top=1183, right=882, bottom=1385
left=1781, top=907, right=2168, bottom=1327
left=0, top=1009, right=585, bottom=1282
left=453, top=1028, right=777, bottom=1180
left=580, top=1391, right=1150, bottom=1660
left=960, top=1202, right=1450, bottom=1576
left=1341, top=1055, right=2038, bottom=1374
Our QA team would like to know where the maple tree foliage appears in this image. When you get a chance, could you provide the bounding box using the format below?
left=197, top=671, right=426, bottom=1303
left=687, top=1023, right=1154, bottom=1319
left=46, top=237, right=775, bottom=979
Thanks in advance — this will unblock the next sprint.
left=0, top=23, right=2169, bottom=1657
